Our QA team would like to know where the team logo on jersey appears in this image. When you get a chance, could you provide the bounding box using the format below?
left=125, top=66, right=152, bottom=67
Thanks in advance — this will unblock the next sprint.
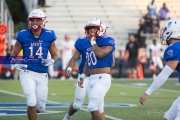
left=109, top=39, right=115, bottom=45
left=167, top=22, right=172, bottom=28
left=167, top=49, right=173, bottom=57
left=87, top=47, right=93, bottom=51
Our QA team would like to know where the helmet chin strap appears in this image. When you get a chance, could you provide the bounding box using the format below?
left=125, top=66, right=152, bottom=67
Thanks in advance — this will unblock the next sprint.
left=31, top=25, right=41, bottom=31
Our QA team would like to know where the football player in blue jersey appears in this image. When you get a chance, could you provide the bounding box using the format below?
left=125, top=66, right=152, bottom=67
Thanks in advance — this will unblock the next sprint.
left=11, top=9, right=58, bottom=120
left=63, top=18, right=109, bottom=120
left=78, top=18, right=115, bottom=120
left=139, top=18, right=180, bottom=120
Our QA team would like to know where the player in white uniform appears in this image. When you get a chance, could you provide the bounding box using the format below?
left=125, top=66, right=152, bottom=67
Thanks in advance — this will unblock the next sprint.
left=60, top=34, right=75, bottom=79
left=148, top=39, right=163, bottom=79
left=139, top=18, right=180, bottom=120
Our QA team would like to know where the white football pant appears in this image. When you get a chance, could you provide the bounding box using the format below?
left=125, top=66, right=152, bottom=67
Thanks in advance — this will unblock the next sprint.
left=152, top=56, right=163, bottom=69
left=164, top=96, right=180, bottom=120
left=62, top=56, right=72, bottom=70
left=87, top=74, right=111, bottom=113
left=19, top=70, right=48, bottom=112
left=73, top=74, right=89, bottom=110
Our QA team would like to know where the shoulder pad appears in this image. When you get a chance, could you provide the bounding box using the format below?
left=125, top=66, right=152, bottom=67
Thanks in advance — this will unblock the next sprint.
left=43, top=29, right=57, bottom=41
left=97, top=36, right=115, bottom=46
left=16, top=29, right=28, bottom=42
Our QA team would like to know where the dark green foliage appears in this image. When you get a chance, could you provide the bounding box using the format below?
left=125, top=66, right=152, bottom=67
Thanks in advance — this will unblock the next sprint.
left=6, top=0, right=27, bottom=32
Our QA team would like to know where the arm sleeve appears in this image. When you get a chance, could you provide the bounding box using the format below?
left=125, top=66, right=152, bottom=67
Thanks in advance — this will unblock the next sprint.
left=146, top=65, right=174, bottom=95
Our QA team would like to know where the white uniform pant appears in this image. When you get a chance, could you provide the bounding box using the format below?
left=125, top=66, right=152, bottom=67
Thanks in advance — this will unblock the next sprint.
left=62, top=56, right=72, bottom=70
left=152, top=56, right=163, bottom=69
left=19, top=70, right=48, bottom=112
left=73, top=74, right=89, bottom=109
left=87, top=73, right=111, bottom=113
left=164, top=96, right=180, bottom=120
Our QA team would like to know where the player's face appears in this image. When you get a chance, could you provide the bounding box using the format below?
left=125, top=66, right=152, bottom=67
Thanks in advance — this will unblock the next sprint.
left=29, top=18, right=43, bottom=31
left=29, top=18, right=42, bottom=24
left=86, top=26, right=98, bottom=38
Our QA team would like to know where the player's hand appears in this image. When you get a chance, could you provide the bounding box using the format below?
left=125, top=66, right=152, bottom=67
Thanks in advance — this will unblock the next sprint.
left=41, top=59, right=54, bottom=66
left=14, top=64, right=27, bottom=70
left=78, top=77, right=84, bottom=88
left=66, top=67, right=72, bottom=78
left=139, top=93, right=149, bottom=105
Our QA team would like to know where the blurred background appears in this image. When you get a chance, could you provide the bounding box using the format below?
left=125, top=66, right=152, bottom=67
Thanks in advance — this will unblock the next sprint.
left=0, top=0, right=180, bottom=80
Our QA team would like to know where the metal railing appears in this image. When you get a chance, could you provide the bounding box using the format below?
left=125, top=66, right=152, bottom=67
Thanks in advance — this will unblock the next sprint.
left=0, top=0, right=14, bottom=41
left=22, top=0, right=37, bottom=14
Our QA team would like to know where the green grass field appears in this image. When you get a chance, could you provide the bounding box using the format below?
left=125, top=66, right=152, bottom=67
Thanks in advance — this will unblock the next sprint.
left=0, top=78, right=179, bottom=120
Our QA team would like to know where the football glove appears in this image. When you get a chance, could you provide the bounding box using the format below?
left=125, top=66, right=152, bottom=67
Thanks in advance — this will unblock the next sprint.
left=41, top=59, right=54, bottom=66
left=14, top=64, right=27, bottom=71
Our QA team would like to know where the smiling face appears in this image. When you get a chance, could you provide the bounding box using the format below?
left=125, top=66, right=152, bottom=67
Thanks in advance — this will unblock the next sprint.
left=28, top=18, right=43, bottom=31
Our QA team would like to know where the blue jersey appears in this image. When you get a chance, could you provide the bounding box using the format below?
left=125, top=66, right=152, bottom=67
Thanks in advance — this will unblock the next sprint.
left=164, top=42, right=180, bottom=82
left=86, top=36, right=115, bottom=69
left=75, top=37, right=90, bottom=74
left=16, top=28, right=56, bottom=73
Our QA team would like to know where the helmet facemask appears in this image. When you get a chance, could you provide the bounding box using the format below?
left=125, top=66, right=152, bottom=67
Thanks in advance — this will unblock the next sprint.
left=27, top=9, right=47, bottom=31
left=84, top=18, right=107, bottom=38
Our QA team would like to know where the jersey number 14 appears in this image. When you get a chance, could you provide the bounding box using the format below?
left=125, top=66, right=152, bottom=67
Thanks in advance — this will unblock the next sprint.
left=29, top=45, right=43, bottom=58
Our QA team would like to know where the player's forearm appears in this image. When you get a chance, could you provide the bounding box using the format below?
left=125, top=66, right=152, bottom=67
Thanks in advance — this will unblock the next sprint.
left=51, top=54, right=58, bottom=62
left=146, top=65, right=173, bottom=95
left=67, top=58, right=76, bottom=69
left=82, top=62, right=89, bottom=75
left=92, top=45, right=104, bottom=57
left=11, top=50, right=20, bottom=56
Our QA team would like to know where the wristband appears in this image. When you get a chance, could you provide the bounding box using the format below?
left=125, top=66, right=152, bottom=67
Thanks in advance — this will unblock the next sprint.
left=67, top=67, right=72, bottom=71
left=51, top=59, right=55, bottom=64
left=80, top=73, right=86, bottom=79
left=91, top=40, right=96, bottom=46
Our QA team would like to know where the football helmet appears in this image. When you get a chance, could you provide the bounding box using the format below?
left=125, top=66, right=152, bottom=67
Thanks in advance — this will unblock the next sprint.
left=160, top=18, right=180, bottom=45
left=27, top=9, right=47, bottom=31
left=84, top=18, right=107, bottom=37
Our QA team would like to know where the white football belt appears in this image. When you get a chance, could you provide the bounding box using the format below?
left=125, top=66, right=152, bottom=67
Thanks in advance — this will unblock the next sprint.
left=15, top=64, right=28, bottom=71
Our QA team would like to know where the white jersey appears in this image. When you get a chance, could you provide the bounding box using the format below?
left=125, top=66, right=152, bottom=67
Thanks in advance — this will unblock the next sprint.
left=148, top=43, right=162, bottom=57
left=60, top=40, right=74, bottom=57
left=148, top=43, right=163, bottom=69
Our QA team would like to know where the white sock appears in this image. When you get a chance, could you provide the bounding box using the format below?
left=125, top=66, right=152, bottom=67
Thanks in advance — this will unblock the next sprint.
left=63, top=113, right=72, bottom=120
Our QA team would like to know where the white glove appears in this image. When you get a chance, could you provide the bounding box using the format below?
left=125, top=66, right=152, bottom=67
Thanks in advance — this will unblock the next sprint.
left=90, top=37, right=96, bottom=46
left=41, top=59, right=54, bottom=66
left=79, top=74, right=86, bottom=81
left=14, top=64, right=27, bottom=71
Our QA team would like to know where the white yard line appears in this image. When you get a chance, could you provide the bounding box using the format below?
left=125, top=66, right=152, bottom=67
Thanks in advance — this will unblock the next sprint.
left=113, top=83, right=180, bottom=93
left=0, top=90, right=122, bottom=120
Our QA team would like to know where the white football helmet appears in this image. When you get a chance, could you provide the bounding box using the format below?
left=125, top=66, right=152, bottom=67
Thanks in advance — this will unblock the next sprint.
left=27, top=9, right=47, bottom=31
left=84, top=18, right=107, bottom=37
left=160, top=18, right=180, bottom=45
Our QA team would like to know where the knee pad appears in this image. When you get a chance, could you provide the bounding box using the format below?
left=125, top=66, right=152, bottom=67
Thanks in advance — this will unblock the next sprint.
left=87, top=103, right=98, bottom=112
left=73, top=97, right=84, bottom=110
left=73, top=102, right=81, bottom=110
left=27, top=98, right=36, bottom=107
left=36, top=105, right=45, bottom=113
